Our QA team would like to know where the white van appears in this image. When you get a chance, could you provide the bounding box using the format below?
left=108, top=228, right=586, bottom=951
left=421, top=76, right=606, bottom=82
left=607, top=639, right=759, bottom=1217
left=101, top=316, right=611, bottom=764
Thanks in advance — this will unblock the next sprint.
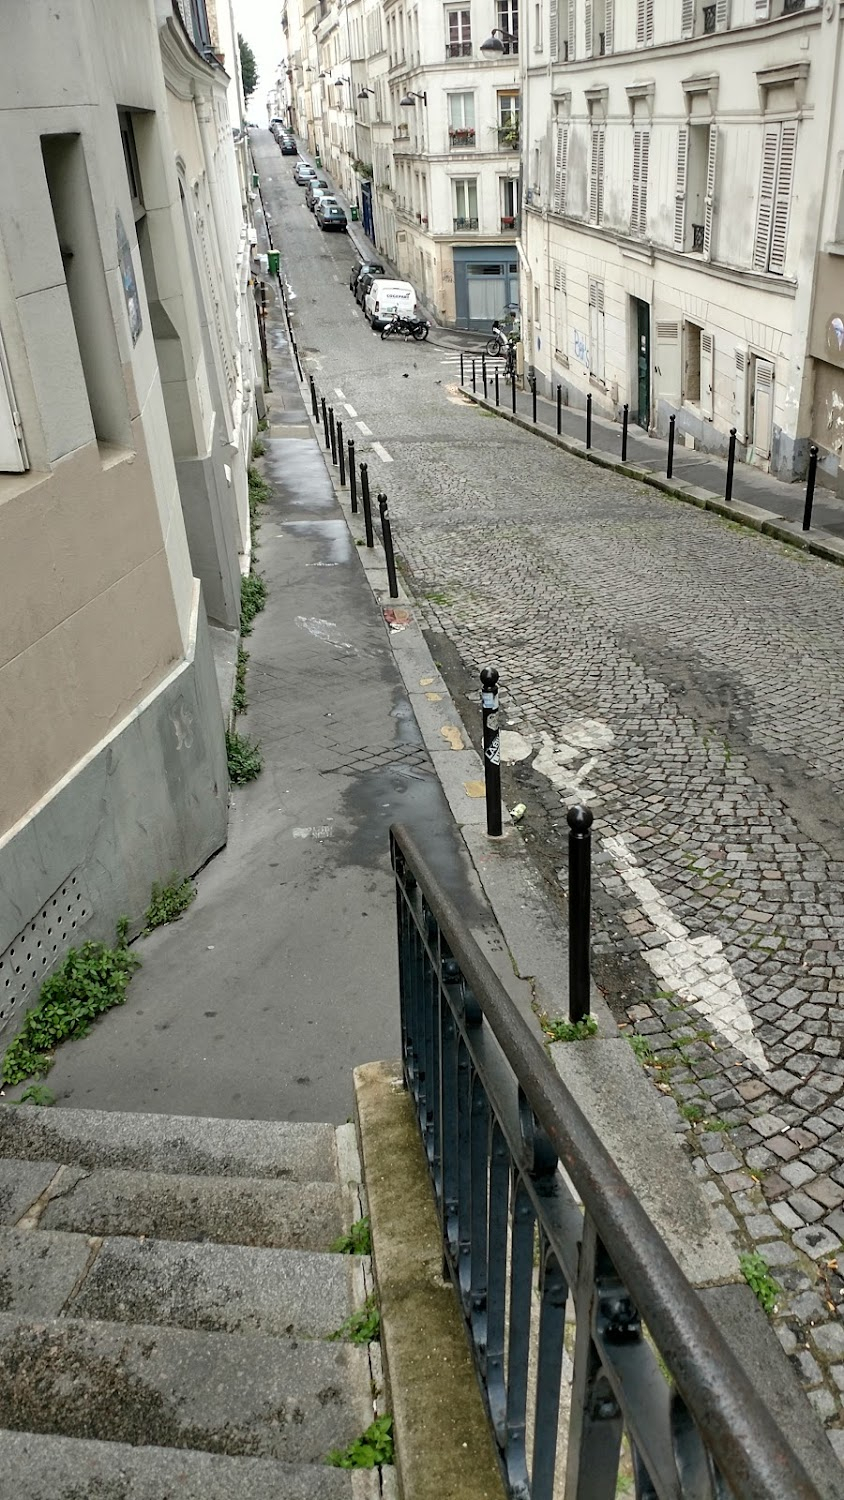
left=364, top=279, right=420, bottom=331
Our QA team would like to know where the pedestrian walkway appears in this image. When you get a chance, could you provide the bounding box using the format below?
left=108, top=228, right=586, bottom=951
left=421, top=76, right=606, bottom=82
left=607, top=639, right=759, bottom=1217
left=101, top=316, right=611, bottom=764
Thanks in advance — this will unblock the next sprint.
left=461, top=368, right=844, bottom=559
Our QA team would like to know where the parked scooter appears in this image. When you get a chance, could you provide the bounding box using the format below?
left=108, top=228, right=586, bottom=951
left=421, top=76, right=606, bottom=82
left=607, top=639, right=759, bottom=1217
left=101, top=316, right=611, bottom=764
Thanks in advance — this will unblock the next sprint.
left=380, top=313, right=429, bottom=341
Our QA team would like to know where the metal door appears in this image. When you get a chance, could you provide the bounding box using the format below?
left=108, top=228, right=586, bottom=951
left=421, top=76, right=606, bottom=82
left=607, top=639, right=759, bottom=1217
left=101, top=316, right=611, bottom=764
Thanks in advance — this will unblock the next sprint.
left=636, top=299, right=650, bottom=427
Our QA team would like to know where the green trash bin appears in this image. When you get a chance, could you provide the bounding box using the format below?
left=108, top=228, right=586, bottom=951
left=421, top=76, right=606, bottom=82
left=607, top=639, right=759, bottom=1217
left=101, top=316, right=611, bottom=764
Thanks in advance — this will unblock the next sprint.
left=267, top=250, right=280, bottom=277
left=251, top=172, right=259, bottom=189
left=350, top=205, right=359, bottom=222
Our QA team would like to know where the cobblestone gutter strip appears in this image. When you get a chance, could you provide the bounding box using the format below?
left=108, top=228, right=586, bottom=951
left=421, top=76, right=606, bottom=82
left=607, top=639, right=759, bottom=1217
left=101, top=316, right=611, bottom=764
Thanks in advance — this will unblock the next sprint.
left=458, top=385, right=844, bottom=573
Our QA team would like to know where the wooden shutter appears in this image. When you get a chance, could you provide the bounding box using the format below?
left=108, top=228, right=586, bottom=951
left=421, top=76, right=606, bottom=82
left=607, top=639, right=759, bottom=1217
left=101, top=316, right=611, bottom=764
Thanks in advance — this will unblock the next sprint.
left=715, top=0, right=730, bottom=28
left=589, top=279, right=605, bottom=381
left=700, top=331, right=714, bottom=419
left=639, top=129, right=650, bottom=236
left=568, top=0, right=576, bottom=61
left=636, top=0, right=646, bottom=45
left=631, top=131, right=641, bottom=234
left=733, top=348, right=747, bottom=441
left=605, top=0, right=614, bottom=52
left=645, top=0, right=654, bottom=43
left=753, top=123, right=780, bottom=271
left=755, top=0, right=770, bottom=17
left=753, top=359, right=774, bottom=458
left=590, top=126, right=600, bottom=222
left=655, top=320, right=681, bottom=403
left=702, top=124, right=718, bottom=261
left=554, top=122, right=568, bottom=213
left=769, top=121, right=797, bottom=275
left=674, top=127, right=688, bottom=250
left=549, top=0, right=558, bottom=59
left=553, top=264, right=567, bottom=357
left=0, top=326, right=26, bottom=472
left=584, top=0, right=593, bottom=57
left=681, top=0, right=695, bottom=37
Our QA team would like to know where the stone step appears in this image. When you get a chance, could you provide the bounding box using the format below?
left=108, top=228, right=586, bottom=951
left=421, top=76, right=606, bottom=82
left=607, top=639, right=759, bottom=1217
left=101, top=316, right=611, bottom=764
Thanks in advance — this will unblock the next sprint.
left=0, top=1106, right=338, bottom=1182
left=0, top=1315, right=373, bottom=1464
left=0, top=1429, right=379, bottom=1499
left=0, top=1226, right=359, bottom=1338
left=33, top=1163, right=343, bottom=1249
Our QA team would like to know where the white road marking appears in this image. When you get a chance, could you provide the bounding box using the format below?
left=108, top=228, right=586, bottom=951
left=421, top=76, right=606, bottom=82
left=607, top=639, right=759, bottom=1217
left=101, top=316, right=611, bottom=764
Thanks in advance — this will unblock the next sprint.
left=335, top=387, right=346, bottom=399
left=352, top=309, right=360, bottom=318
left=344, top=403, right=357, bottom=418
left=371, top=442, right=393, bottom=463
left=357, top=421, right=373, bottom=436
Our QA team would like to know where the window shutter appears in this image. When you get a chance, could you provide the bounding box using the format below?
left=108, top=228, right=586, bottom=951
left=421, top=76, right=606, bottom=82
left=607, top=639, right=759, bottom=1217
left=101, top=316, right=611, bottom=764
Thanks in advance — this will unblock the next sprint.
left=604, top=0, right=614, bottom=52
left=645, top=0, right=654, bottom=44
left=584, top=0, right=593, bottom=56
left=703, top=123, right=718, bottom=261
left=549, top=0, right=558, bottom=59
left=590, top=126, right=600, bottom=221
left=568, top=0, right=576, bottom=61
left=631, top=130, right=641, bottom=234
left=755, top=0, right=770, bottom=17
left=554, top=262, right=565, bottom=292
left=596, top=126, right=605, bottom=223
left=753, top=123, right=780, bottom=272
left=674, top=127, right=688, bottom=251
left=769, top=121, right=796, bottom=275
left=715, top=0, right=730, bottom=28
left=554, top=122, right=568, bottom=213
left=700, top=331, right=714, bottom=419
left=681, top=0, right=695, bottom=37
left=0, top=327, right=26, bottom=472
left=733, top=349, right=747, bottom=440
left=753, top=359, right=774, bottom=459
left=639, top=129, right=650, bottom=235
left=636, top=0, right=646, bottom=45
left=655, top=320, right=682, bottom=403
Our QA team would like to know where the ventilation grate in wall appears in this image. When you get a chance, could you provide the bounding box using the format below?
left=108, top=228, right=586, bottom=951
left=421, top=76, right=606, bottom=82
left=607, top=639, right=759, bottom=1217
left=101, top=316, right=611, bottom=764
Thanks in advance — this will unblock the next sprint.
left=0, top=875, right=93, bottom=1023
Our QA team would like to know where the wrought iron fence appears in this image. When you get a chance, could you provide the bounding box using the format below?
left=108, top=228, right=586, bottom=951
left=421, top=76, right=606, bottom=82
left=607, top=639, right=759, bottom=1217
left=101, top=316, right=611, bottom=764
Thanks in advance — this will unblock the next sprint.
left=391, top=822, right=822, bottom=1500
left=453, top=215, right=479, bottom=231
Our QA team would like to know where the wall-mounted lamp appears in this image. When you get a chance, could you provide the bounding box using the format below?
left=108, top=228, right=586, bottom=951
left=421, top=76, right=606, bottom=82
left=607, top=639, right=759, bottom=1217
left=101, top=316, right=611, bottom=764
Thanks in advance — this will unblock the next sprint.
left=334, top=76, right=352, bottom=85
left=357, top=87, right=376, bottom=100
left=479, top=27, right=517, bottom=53
left=400, top=90, right=427, bottom=106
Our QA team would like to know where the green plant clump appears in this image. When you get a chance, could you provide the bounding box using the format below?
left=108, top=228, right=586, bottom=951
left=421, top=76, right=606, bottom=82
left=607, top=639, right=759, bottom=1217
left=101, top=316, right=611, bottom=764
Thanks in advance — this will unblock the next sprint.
left=144, top=874, right=196, bottom=932
left=226, top=729, right=263, bottom=785
left=233, top=646, right=249, bottom=716
left=252, top=437, right=266, bottom=459
left=240, top=572, right=267, bottom=635
left=326, top=1414, right=394, bottom=1469
left=544, top=1015, right=598, bottom=1043
left=331, top=1216, right=372, bottom=1255
left=627, top=1034, right=655, bottom=1064
left=329, top=1294, right=380, bottom=1345
left=2, top=919, right=140, bottom=1085
left=19, top=1084, right=55, bottom=1107
left=740, top=1252, right=779, bottom=1314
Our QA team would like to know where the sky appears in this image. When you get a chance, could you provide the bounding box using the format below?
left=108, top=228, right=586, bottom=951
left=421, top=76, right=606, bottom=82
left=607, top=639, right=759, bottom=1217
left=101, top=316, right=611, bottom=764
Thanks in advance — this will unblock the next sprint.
left=232, top=0, right=286, bottom=111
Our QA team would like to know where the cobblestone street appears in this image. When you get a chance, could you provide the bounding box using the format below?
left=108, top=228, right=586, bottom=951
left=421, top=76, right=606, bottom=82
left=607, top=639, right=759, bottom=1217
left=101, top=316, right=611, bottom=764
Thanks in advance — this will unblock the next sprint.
left=259, top=137, right=844, bottom=1437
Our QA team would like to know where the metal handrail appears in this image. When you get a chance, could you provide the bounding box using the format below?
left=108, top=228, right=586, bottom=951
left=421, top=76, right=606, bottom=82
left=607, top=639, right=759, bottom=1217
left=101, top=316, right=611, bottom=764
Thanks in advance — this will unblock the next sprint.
left=390, top=822, right=822, bottom=1500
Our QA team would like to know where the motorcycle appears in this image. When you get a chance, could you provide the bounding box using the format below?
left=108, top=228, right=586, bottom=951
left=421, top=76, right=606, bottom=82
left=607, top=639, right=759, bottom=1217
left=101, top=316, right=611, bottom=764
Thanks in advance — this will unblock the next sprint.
left=380, top=313, right=429, bottom=341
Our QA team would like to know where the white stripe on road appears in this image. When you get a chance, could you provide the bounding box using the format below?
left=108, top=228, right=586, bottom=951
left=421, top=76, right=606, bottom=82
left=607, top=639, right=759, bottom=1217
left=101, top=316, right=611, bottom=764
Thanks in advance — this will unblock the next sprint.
left=371, top=442, right=393, bottom=463
left=335, top=388, right=346, bottom=399
left=344, top=403, right=357, bottom=418
left=357, top=421, right=373, bottom=436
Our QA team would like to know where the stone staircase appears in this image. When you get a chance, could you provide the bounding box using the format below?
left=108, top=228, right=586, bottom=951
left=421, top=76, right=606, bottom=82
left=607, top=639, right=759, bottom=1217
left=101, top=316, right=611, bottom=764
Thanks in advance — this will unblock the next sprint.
left=0, top=1106, right=385, bottom=1498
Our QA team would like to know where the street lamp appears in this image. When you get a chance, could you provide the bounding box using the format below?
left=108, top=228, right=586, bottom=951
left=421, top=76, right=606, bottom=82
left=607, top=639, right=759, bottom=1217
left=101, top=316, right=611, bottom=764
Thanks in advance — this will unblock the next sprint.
left=357, top=86, right=375, bottom=100
left=400, top=90, right=427, bottom=106
left=480, top=26, right=517, bottom=53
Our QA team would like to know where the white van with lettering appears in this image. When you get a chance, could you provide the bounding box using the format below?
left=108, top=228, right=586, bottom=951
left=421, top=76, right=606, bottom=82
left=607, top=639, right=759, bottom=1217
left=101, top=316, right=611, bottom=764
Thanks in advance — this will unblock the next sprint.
left=364, top=279, right=420, bottom=331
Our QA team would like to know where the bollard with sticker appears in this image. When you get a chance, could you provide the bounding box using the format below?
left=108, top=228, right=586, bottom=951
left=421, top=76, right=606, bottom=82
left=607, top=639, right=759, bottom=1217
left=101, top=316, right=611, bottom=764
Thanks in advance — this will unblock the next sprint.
left=480, top=667, right=502, bottom=838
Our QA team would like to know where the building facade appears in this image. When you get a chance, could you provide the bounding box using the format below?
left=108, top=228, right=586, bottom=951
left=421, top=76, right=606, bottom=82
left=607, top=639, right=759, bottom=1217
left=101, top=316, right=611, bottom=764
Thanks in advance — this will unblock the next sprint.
left=0, top=0, right=260, bottom=1043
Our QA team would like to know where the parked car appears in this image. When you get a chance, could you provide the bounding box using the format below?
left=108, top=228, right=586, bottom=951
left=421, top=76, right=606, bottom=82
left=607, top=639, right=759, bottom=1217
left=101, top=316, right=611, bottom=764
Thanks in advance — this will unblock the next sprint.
left=304, top=178, right=329, bottom=210
left=312, top=192, right=339, bottom=218
left=350, top=259, right=385, bottom=293
left=293, top=161, right=318, bottom=185
left=355, top=270, right=386, bottom=307
left=279, top=137, right=297, bottom=155
left=316, top=201, right=347, bottom=232
left=364, top=279, right=421, bottom=331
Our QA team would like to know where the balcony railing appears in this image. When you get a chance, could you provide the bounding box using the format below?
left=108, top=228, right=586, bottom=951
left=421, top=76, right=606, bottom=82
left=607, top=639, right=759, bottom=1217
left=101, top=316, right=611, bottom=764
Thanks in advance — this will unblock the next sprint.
left=500, top=215, right=519, bottom=232
left=445, top=39, right=472, bottom=56
left=703, top=2, right=716, bottom=30
left=391, top=821, right=826, bottom=1500
left=497, top=126, right=520, bottom=151
left=453, top=216, right=479, bottom=230
left=449, top=127, right=476, bottom=148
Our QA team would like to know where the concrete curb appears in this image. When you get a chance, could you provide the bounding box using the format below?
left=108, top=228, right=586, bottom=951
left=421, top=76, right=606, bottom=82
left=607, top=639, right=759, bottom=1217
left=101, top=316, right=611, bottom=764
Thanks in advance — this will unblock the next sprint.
left=458, top=384, right=844, bottom=572
left=353, top=1061, right=505, bottom=1500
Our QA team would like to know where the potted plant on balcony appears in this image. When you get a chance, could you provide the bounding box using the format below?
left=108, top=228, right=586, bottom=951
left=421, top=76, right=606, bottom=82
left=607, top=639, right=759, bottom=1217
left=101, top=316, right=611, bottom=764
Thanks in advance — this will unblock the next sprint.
left=499, top=123, right=520, bottom=150
left=449, top=126, right=476, bottom=144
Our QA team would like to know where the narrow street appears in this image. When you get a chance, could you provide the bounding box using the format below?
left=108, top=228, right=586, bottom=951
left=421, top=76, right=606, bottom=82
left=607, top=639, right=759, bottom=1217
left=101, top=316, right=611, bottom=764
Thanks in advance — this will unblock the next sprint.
left=257, top=132, right=844, bottom=1422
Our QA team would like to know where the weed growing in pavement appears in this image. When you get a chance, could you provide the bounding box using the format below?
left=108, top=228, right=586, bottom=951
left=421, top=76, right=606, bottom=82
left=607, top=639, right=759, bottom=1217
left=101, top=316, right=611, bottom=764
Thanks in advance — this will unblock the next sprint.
left=240, top=573, right=267, bottom=634
left=326, top=1415, right=394, bottom=1469
left=627, top=1034, right=656, bottom=1065
left=331, top=1216, right=372, bottom=1255
left=233, top=647, right=250, bottom=716
left=18, top=1085, right=56, bottom=1107
left=740, top=1252, right=779, bottom=1314
left=2, top=919, right=140, bottom=1085
left=258, top=416, right=268, bottom=433
left=226, top=729, right=263, bottom=785
left=680, top=1102, right=705, bottom=1123
left=145, top=874, right=196, bottom=933
left=329, top=1294, right=380, bottom=1345
left=252, top=437, right=266, bottom=459
left=542, top=1015, right=598, bottom=1043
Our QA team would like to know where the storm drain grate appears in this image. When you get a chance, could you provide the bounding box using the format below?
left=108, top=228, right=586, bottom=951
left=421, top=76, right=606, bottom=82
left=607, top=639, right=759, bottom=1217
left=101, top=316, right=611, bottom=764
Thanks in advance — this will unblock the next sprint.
left=0, top=874, right=93, bottom=1024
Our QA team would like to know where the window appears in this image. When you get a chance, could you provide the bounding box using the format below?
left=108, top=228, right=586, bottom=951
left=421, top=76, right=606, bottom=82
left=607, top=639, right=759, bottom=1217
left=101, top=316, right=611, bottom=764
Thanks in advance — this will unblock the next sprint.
left=498, top=0, right=519, bottom=54
left=0, top=326, right=26, bottom=471
left=685, top=322, right=701, bottom=403
left=588, top=278, right=605, bottom=381
left=553, top=122, right=569, bottom=214
left=630, top=127, right=650, bottom=236
left=682, top=0, right=729, bottom=33
left=553, top=262, right=568, bottom=362
left=636, top=0, right=654, bottom=45
left=584, top=0, right=609, bottom=55
left=534, top=285, right=541, bottom=327
left=589, top=124, right=605, bottom=224
left=497, top=91, right=521, bottom=150
left=453, top=178, right=479, bottom=230
left=445, top=7, right=471, bottom=56
left=500, top=176, right=520, bottom=230
left=752, top=121, right=797, bottom=275
left=673, top=123, right=718, bottom=259
left=448, top=92, right=476, bottom=146
left=534, top=2, right=543, bottom=48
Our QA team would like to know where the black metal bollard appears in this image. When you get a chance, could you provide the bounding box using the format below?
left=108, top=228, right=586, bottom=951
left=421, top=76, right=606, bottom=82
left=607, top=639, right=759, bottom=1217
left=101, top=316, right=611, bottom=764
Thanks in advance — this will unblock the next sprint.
left=310, top=376, right=318, bottom=420
left=511, top=371, right=516, bottom=415
left=348, top=440, right=358, bottom=512
left=321, top=397, right=330, bottom=450
left=725, top=427, right=736, bottom=506
left=378, top=494, right=399, bottom=599
left=337, top=420, right=346, bottom=485
left=495, top=368, right=500, bottom=407
left=460, top=352, right=465, bottom=385
left=557, top=384, right=562, bottom=437
left=482, top=355, right=488, bottom=400
left=480, top=667, right=502, bottom=838
left=567, top=804, right=593, bottom=1025
left=803, top=444, right=819, bottom=531
left=360, top=463, right=375, bottom=547
left=472, top=359, right=477, bottom=394
left=531, top=375, right=537, bottom=425
left=667, top=413, right=676, bottom=479
left=622, top=404, right=629, bottom=463
left=586, top=393, right=592, bottom=450
left=329, top=407, right=337, bottom=465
